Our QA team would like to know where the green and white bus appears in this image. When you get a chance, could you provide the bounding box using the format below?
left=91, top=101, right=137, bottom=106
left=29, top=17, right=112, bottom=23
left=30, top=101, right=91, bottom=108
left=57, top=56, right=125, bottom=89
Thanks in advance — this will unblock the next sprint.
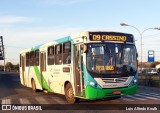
left=19, top=31, right=138, bottom=103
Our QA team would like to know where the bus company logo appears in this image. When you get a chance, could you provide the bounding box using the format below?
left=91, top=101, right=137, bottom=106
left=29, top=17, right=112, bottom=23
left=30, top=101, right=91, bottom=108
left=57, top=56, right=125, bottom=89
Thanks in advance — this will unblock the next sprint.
left=2, top=105, right=11, bottom=110
left=114, top=78, right=118, bottom=82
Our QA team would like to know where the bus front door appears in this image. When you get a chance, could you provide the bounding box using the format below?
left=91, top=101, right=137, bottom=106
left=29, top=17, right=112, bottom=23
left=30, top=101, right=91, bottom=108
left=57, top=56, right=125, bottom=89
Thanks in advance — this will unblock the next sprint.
left=74, top=44, right=84, bottom=96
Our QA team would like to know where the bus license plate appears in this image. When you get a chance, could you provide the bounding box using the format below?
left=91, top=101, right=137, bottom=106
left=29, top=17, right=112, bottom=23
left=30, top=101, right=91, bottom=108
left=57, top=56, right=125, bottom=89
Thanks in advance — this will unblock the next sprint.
left=112, top=90, right=121, bottom=95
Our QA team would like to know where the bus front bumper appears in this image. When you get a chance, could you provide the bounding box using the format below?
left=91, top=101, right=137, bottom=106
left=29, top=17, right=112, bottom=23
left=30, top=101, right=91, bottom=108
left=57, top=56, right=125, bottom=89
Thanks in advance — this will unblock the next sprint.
left=85, top=84, right=137, bottom=99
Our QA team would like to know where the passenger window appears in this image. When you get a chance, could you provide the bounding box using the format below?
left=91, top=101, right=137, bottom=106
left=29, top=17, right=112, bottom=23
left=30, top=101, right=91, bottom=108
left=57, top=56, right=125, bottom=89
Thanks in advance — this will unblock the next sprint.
left=20, top=54, right=21, bottom=67
left=35, top=50, right=39, bottom=66
left=63, top=42, right=71, bottom=64
left=30, top=51, right=34, bottom=66
left=26, top=52, right=30, bottom=66
left=48, top=46, right=54, bottom=65
left=55, top=44, right=62, bottom=64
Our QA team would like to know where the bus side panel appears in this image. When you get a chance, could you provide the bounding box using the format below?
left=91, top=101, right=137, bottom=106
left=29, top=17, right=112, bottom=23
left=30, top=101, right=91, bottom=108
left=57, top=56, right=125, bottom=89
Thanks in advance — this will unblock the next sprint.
left=47, top=65, right=71, bottom=94
left=20, top=54, right=26, bottom=86
left=23, top=66, right=42, bottom=90
left=25, top=67, right=29, bottom=87
left=19, top=66, right=25, bottom=85
left=32, top=66, right=43, bottom=90
left=25, top=67, right=33, bottom=88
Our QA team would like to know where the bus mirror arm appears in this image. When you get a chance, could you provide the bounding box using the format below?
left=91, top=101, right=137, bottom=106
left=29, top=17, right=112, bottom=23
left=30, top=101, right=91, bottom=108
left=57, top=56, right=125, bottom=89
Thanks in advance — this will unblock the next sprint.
left=83, top=44, right=88, bottom=53
left=136, top=53, right=138, bottom=58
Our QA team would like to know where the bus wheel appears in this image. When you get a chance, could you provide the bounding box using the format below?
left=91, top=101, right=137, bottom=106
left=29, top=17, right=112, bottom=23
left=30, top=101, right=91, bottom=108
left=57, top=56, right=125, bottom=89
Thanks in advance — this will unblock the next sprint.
left=31, top=79, right=37, bottom=92
left=65, top=83, right=79, bottom=103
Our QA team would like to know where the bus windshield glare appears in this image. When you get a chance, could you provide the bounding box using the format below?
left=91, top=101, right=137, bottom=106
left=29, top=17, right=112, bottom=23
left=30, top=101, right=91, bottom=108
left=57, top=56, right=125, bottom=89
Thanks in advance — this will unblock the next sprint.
left=86, top=43, right=137, bottom=76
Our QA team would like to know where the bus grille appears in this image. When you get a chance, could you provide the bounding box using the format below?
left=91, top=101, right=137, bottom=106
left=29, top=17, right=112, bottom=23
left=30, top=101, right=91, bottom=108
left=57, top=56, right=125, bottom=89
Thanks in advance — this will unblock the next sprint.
left=102, top=77, right=128, bottom=83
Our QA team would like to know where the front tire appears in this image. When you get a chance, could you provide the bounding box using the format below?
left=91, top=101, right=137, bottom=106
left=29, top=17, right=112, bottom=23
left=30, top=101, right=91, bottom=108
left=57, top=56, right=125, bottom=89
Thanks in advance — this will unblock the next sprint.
left=65, top=83, right=79, bottom=103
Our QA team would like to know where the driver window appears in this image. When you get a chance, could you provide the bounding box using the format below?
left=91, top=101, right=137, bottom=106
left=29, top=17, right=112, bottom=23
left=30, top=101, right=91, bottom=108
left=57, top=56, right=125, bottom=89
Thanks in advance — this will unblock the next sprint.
left=55, top=44, right=62, bottom=65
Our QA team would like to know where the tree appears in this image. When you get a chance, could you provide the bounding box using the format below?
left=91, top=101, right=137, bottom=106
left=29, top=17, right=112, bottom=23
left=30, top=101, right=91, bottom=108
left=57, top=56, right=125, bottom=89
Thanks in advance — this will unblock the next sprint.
left=5, top=62, right=13, bottom=71
left=0, top=65, right=3, bottom=71
left=13, top=64, right=19, bottom=72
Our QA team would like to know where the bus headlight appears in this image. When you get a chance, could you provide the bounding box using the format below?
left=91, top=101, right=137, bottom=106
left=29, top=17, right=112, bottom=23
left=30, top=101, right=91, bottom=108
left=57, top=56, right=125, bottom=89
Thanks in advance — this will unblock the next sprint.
left=134, top=79, right=137, bottom=83
left=89, top=82, right=97, bottom=87
left=129, top=77, right=137, bottom=87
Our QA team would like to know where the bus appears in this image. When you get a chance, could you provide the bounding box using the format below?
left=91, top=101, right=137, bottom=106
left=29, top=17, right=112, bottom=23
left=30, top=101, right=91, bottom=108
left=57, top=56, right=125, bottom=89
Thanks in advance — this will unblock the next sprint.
left=19, top=31, right=138, bottom=103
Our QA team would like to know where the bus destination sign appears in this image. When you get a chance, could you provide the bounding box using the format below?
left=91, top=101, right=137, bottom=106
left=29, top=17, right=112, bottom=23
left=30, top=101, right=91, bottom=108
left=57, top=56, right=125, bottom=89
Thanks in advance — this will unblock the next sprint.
left=89, top=32, right=134, bottom=43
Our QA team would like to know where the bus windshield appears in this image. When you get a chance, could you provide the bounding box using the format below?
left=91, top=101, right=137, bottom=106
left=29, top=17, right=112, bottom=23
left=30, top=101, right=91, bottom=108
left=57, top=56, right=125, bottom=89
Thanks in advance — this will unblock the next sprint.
left=86, top=43, right=137, bottom=76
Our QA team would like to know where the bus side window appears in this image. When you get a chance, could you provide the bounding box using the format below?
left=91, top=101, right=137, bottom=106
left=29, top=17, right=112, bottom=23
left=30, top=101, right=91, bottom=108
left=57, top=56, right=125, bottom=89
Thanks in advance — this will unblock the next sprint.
left=35, top=50, right=39, bottom=66
left=48, top=46, right=54, bottom=65
left=26, top=52, right=30, bottom=67
left=63, top=42, right=71, bottom=64
left=20, top=54, right=21, bottom=67
left=55, top=44, right=62, bottom=65
left=30, top=51, right=34, bottom=66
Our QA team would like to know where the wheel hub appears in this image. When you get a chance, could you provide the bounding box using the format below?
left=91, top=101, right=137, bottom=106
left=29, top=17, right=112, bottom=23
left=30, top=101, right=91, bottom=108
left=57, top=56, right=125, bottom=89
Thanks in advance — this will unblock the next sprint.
left=68, top=88, right=73, bottom=98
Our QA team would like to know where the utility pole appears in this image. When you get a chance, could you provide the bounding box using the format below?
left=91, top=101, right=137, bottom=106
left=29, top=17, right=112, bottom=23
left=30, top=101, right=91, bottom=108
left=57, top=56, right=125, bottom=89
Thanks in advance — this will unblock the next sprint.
left=0, top=36, right=5, bottom=71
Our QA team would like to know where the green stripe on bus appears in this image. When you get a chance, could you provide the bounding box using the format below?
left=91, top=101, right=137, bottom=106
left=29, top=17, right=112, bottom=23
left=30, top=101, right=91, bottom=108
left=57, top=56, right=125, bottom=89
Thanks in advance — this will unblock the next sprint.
left=85, top=84, right=137, bottom=99
left=34, top=66, right=54, bottom=92
left=33, top=66, right=41, bottom=87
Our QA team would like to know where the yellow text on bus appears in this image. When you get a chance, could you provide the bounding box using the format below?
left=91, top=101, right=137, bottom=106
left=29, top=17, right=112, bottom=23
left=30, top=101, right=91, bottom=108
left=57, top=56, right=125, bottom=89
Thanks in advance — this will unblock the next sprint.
left=96, top=66, right=115, bottom=71
left=92, top=35, right=127, bottom=41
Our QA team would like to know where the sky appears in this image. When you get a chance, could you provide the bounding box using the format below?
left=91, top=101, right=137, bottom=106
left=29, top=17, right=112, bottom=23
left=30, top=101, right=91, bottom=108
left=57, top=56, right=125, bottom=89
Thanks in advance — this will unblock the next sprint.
left=0, top=0, right=160, bottom=65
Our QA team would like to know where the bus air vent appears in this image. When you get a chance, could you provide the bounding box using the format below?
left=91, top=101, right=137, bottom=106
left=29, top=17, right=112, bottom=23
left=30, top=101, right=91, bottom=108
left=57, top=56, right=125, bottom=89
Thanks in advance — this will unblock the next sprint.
left=102, top=77, right=128, bottom=83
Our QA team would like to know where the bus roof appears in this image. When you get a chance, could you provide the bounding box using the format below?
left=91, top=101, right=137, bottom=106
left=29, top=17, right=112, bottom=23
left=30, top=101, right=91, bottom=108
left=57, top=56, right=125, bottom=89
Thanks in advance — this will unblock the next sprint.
left=20, top=31, right=134, bottom=53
